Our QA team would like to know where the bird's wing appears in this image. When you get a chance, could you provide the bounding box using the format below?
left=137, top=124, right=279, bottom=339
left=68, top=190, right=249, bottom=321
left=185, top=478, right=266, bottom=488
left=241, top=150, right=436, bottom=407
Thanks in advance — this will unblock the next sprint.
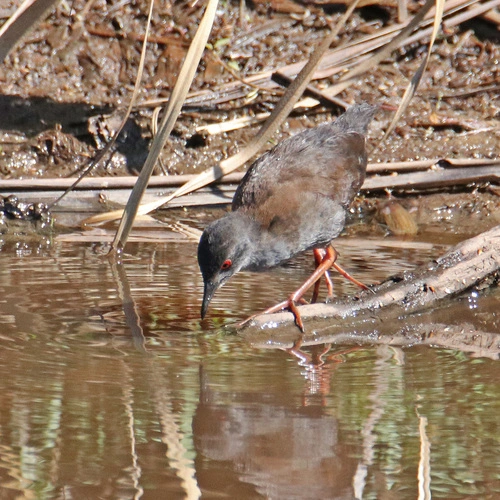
left=232, top=130, right=367, bottom=213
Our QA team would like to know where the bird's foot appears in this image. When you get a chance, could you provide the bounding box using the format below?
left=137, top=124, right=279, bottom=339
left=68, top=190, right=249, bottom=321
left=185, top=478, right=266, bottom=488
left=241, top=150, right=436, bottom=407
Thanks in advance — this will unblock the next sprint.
left=261, top=297, right=305, bottom=331
left=331, top=261, right=371, bottom=291
left=239, top=246, right=340, bottom=332
left=237, top=296, right=307, bottom=331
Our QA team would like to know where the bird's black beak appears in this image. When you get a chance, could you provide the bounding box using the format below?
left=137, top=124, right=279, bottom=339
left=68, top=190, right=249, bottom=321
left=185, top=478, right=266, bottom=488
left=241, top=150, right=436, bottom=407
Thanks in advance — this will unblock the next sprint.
left=201, top=280, right=218, bottom=319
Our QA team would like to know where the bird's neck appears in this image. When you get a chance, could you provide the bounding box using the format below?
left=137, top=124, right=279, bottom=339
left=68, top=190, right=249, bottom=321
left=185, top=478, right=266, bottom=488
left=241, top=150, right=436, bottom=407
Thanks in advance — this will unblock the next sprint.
left=243, top=221, right=294, bottom=271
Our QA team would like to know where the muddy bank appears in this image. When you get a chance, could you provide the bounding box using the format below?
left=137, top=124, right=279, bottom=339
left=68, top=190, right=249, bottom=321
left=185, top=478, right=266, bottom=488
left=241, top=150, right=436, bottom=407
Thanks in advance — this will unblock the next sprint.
left=0, top=0, right=499, bottom=182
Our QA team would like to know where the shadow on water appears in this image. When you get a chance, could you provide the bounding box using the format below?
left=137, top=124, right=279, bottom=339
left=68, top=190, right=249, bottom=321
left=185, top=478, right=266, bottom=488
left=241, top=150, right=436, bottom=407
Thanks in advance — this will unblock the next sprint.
left=0, top=218, right=498, bottom=499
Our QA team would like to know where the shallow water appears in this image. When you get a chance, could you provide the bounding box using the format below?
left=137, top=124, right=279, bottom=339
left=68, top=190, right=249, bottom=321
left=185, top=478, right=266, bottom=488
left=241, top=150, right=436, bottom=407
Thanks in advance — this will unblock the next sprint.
left=0, top=223, right=499, bottom=499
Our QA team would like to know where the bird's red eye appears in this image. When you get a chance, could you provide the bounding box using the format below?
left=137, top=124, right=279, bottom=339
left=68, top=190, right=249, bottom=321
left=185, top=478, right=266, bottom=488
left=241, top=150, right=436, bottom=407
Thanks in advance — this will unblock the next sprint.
left=220, top=259, right=232, bottom=270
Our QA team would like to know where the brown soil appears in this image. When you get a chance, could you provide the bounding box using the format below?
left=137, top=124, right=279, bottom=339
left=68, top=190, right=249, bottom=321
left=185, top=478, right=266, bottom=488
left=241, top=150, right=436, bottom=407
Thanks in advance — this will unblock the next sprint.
left=0, top=0, right=499, bottom=180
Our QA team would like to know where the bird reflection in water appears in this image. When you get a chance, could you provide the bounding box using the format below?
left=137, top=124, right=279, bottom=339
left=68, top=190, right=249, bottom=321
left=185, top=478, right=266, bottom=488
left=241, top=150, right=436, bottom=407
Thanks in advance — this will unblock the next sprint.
left=284, top=337, right=362, bottom=404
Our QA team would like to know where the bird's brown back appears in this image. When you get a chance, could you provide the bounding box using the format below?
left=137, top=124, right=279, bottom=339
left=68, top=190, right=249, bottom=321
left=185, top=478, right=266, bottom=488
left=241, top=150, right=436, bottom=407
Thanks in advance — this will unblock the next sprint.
left=232, top=127, right=368, bottom=230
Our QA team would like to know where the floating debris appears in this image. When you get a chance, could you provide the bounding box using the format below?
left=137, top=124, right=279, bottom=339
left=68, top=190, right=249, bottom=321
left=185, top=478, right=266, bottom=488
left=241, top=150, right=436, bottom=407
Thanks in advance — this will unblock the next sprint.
left=0, top=195, right=52, bottom=224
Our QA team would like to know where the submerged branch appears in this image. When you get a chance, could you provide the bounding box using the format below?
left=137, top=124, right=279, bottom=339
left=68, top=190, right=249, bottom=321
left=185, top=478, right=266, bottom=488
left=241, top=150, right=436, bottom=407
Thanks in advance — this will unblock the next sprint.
left=240, top=224, right=500, bottom=342
left=249, top=322, right=500, bottom=360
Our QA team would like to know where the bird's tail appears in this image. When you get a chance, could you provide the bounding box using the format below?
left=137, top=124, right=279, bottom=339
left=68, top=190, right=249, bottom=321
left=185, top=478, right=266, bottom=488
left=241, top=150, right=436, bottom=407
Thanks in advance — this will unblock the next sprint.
left=333, top=103, right=377, bottom=135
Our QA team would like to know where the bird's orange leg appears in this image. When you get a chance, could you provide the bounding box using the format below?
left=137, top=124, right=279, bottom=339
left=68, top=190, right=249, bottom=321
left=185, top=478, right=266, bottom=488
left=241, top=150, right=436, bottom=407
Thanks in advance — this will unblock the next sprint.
left=311, top=248, right=334, bottom=303
left=239, top=246, right=337, bottom=332
left=239, top=245, right=369, bottom=332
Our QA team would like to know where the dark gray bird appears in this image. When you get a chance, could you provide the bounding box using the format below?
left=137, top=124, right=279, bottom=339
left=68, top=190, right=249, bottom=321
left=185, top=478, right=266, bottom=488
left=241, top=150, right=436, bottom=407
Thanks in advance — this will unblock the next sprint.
left=198, top=103, right=376, bottom=330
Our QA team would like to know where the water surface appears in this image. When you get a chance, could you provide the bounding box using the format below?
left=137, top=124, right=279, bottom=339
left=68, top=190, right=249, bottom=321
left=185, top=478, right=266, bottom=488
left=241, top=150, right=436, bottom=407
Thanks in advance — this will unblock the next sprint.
left=0, top=227, right=498, bottom=499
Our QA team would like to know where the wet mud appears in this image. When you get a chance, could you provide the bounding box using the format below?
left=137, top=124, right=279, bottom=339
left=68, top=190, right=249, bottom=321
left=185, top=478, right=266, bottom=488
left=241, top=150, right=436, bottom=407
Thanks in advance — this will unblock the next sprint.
left=0, top=0, right=498, bottom=179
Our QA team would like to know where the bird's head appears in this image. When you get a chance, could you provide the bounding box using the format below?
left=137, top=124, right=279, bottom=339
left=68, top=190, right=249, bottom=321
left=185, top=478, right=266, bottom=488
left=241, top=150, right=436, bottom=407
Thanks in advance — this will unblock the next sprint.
left=198, top=213, right=256, bottom=319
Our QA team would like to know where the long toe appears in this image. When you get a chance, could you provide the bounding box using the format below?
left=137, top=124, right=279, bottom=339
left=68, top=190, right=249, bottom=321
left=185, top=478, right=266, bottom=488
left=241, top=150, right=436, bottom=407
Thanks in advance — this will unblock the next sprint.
left=287, top=300, right=305, bottom=332
left=332, top=261, right=369, bottom=290
left=260, top=297, right=306, bottom=332
left=237, top=299, right=291, bottom=329
left=237, top=296, right=306, bottom=332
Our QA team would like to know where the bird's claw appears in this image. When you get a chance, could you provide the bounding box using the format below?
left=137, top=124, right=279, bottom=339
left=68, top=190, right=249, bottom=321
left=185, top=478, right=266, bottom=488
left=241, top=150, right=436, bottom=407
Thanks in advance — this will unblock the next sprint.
left=237, top=296, right=305, bottom=332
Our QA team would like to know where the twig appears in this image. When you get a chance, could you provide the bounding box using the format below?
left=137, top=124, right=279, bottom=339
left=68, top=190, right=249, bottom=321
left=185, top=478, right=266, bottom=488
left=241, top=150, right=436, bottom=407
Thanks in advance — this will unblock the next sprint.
left=141, top=0, right=500, bottom=111
left=0, top=159, right=497, bottom=194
